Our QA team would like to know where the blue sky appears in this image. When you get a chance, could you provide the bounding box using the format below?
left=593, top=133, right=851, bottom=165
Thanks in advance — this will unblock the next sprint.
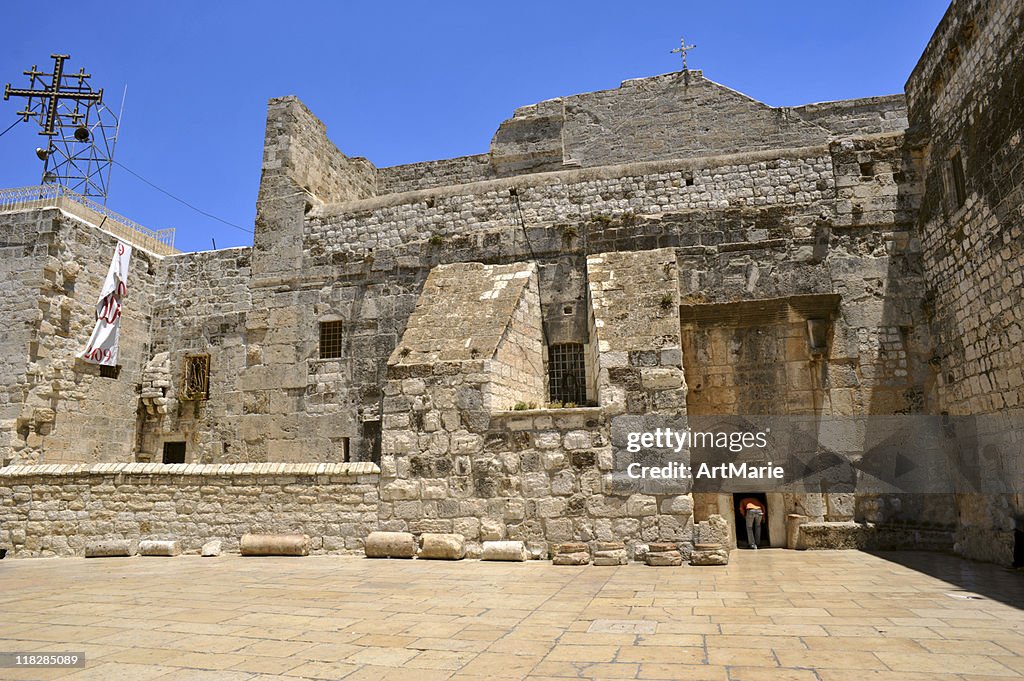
left=1, top=1, right=949, bottom=253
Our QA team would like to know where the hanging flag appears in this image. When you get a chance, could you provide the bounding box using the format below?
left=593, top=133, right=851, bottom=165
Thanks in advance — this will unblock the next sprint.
left=78, top=241, right=132, bottom=366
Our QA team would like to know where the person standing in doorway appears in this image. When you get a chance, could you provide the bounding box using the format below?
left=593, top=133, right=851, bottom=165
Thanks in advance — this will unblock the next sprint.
left=739, top=497, right=766, bottom=549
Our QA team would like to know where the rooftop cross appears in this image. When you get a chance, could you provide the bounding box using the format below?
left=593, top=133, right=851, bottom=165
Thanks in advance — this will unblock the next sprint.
left=670, top=37, right=697, bottom=72
left=4, top=54, right=103, bottom=136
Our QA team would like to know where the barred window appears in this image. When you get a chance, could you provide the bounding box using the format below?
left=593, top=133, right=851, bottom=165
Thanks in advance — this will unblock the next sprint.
left=548, top=343, right=587, bottom=405
left=319, top=321, right=344, bottom=359
left=180, top=354, right=210, bottom=401
left=99, top=364, right=121, bottom=379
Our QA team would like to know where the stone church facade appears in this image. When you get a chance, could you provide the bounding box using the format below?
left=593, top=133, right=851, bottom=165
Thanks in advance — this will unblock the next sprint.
left=1, top=0, right=1021, bottom=565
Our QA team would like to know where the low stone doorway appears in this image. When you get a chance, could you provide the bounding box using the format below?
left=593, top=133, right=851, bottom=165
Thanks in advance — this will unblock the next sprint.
left=733, top=492, right=771, bottom=548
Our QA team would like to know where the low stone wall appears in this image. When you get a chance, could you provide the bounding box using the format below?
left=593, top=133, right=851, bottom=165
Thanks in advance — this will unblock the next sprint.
left=379, top=402, right=695, bottom=559
left=0, top=462, right=380, bottom=558
left=799, top=521, right=954, bottom=552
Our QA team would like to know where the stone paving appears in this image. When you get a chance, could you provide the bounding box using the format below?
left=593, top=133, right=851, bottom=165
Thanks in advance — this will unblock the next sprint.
left=0, top=550, right=1022, bottom=680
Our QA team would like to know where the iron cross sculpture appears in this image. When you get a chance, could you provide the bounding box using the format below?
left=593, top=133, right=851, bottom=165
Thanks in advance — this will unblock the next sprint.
left=4, top=54, right=103, bottom=136
left=670, top=37, right=697, bottom=72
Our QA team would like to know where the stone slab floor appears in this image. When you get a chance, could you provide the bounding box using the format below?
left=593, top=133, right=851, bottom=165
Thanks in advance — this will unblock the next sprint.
left=0, top=550, right=1023, bottom=681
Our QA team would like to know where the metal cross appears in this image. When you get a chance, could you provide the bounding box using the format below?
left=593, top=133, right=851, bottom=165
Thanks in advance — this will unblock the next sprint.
left=4, top=54, right=103, bottom=136
left=670, top=37, right=697, bottom=72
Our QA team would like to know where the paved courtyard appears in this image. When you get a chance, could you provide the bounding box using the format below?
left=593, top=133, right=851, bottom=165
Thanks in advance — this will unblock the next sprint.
left=0, top=550, right=1022, bottom=680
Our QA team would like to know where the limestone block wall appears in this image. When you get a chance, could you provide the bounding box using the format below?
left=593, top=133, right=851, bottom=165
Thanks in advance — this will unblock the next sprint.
left=587, top=248, right=687, bottom=415
left=790, top=95, right=909, bottom=137
left=254, top=96, right=377, bottom=280
left=387, top=261, right=546, bottom=412
left=489, top=72, right=830, bottom=174
left=377, top=154, right=493, bottom=194
left=309, top=147, right=835, bottom=257
left=0, top=462, right=380, bottom=558
left=906, top=0, right=1024, bottom=564
left=0, top=208, right=161, bottom=466
left=0, top=211, right=48, bottom=466
left=379, top=398, right=694, bottom=558
left=141, top=247, right=253, bottom=463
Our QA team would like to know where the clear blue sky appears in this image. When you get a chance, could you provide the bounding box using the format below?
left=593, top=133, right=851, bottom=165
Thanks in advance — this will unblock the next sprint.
left=1, top=1, right=949, bottom=253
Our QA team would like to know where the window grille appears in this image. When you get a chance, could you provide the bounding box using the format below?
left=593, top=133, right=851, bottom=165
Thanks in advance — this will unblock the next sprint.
left=180, top=353, right=210, bottom=400
left=99, top=364, right=121, bottom=379
left=319, top=321, right=344, bottom=359
left=548, top=343, right=587, bottom=405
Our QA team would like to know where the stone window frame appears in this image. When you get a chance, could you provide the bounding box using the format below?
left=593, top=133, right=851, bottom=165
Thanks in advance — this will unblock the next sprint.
left=943, top=146, right=968, bottom=214
left=180, top=354, right=210, bottom=401
left=318, top=318, right=345, bottom=360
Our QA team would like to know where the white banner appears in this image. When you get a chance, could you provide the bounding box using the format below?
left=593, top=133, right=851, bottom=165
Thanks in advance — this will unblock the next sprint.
left=78, top=241, right=132, bottom=366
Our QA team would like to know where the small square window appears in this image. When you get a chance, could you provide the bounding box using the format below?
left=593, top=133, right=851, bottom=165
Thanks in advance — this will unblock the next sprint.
left=180, top=354, right=210, bottom=400
left=99, top=365, right=121, bottom=379
left=162, top=441, right=186, bottom=464
left=319, top=321, right=344, bottom=359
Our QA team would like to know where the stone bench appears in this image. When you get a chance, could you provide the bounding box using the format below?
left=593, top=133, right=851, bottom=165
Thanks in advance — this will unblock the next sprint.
left=418, top=533, right=465, bottom=560
left=364, top=531, right=417, bottom=558
left=240, top=533, right=310, bottom=556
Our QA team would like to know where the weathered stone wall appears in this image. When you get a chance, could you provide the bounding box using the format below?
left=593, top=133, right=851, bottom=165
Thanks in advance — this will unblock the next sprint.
left=680, top=297, right=835, bottom=416
left=378, top=154, right=492, bottom=194
left=0, top=208, right=160, bottom=466
left=905, top=0, right=1024, bottom=564
left=0, top=462, right=380, bottom=557
left=254, top=95, right=377, bottom=280
left=0, top=211, right=48, bottom=466
left=141, top=247, right=253, bottom=463
left=790, top=95, right=909, bottom=137
left=379, top=400, right=694, bottom=558
left=587, top=248, right=687, bottom=415
left=490, top=72, right=830, bottom=175
left=310, top=147, right=835, bottom=257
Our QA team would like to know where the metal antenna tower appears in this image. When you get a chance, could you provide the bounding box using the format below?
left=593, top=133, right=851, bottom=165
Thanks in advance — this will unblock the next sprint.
left=4, top=54, right=122, bottom=203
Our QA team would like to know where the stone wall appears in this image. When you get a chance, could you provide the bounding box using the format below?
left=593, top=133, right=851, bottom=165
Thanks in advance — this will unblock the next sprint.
left=490, top=72, right=830, bottom=174
left=790, top=95, right=909, bottom=137
left=254, top=95, right=377, bottom=280
left=310, top=147, right=835, bottom=257
left=0, top=211, right=47, bottom=466
left=379, top=402, right=694, bottom=558
left=377, top=154, right=492, bottom=194
left=587, top=248, right=687, bottom=415
left=0, top=462, right=380, bottom=558
left=0, top=208, right=161, bottom=466
left=141, top=247, right=253, bottom=463
left=904, top=0, right=1024, bottom=565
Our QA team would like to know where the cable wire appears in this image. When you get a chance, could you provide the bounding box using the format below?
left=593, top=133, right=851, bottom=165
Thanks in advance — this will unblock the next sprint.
left=112, top=159, right=254, bottom=234
left=0, top=117, right=23, bottom=139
